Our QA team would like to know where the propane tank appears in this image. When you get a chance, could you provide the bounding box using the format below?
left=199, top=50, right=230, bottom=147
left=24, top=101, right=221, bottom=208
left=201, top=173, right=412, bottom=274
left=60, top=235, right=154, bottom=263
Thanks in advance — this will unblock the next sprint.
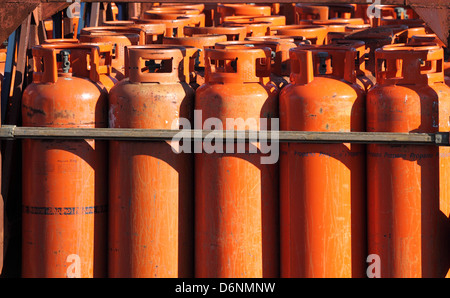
left=79, top=31, right=140, bottom=81
left=367, top=43, right=450, bottom=277
left=393, top=26, right=428, bottom=44
left=378, top=17, right=425, bottom=28
left=195, top=47, right=279, bottom=278
left=163, top=34, right=228, bottom=88
left=279, top=46, right=366, bottom=278
left=308, top=20, right=348, bottom=34
left=217, top=4, right=272, bottom=23
left=273, top=25, right=329, bottom=45
left=124, top=44, right=199, bottom=90
left=340, top=26, right=398, bottom=77
left=330, top=39, right=376, bottom=92
left=133, top=17, right=193, bottom=38
left=327, top=4, right=357, bottom=19
left=143, top=8, right=206, bottom=27
left=42, top=38, right=79, bottom=44
left=184, top=26, right=248, bottom=41
left=80, top=26, right=152, bottom=47
left=345, top=24, right=372, bottom=33
left=245, top=35, right=308, bottom=46
left=223, top=15, right=286, bottom=26
left=222, top=20, right=272, bottom=38
left=214, top=39, right=297, bottom=89
left=108, top=45, right=195, bottom=278
left=305, top=18, right=366, bottom=26
left=102, top=20, right=136, bottom=26
left=408, top=35, right=450, bottom=86
left=39, top=42, right=118, bottom=90
left=294, top=3, right=329, bottom=23
left=100, top=22, right=167, bottom=44
left=38, top=43, right=117, bottom=91
left=21, top=44, right=108, bottom=278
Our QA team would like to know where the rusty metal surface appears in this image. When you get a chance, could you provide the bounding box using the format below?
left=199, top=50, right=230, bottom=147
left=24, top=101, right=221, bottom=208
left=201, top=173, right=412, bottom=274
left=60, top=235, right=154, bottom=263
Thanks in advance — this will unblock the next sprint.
left=0, top=1, right=40, bottom=45
left=36, top=2, right=71, bottom=22
left=411, top=4, right=449, bottom=46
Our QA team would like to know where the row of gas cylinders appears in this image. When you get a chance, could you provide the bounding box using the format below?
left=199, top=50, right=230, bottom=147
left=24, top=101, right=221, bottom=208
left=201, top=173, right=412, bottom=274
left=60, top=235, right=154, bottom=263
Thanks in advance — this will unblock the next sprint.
left=20, top=3, right=450, bottom=278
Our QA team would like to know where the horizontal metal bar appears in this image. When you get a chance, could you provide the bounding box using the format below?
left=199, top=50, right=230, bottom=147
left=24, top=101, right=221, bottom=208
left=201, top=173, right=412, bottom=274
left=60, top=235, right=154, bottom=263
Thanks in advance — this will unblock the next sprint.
left=0, top=126, right=448, bottom=145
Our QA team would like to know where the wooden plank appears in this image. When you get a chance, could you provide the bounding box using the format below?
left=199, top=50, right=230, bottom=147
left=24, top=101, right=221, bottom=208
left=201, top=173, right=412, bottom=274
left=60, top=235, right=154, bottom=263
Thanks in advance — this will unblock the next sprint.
left=0, top=126, right=447, bottom=146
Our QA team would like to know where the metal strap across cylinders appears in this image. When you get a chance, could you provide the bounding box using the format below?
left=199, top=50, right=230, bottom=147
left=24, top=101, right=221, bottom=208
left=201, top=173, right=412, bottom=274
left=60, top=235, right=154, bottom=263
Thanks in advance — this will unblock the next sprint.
left=0, top=125, right=448, bottom=146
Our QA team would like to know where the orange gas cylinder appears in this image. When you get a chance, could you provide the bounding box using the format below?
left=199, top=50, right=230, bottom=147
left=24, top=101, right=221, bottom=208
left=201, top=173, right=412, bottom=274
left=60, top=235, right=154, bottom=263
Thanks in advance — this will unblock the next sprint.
left=393, top=26, right=428, bottom=44
left=143, top=9, right=205, bottom=27
left=21, top=44, right=108, bottom=278
left=203, top=3, right=219, bottom=26
left=342, top=27, right=397, bottom=76
left=42, top=38, right=79, bottom=44
left=78, top=31, right=140, bottom=81
left=279, top=46, right=366, bottom=278
left=215, top=39, right=296, bottom=89
left=184, top=25, right=248, bottom=41
left=326, top=31, right=351, bottom=44
left=408, top=34, right=446, bottom=47
left=123, top=44, right=199, bottom=90
left=223, top=15, right=286, bottom=26
left=151, top=3, right=207, bottom=26
left=408, top=35, right=450, bottom=86
left=221, top=21, right=271, bottom=37
left=217, top=4, right=272, bottom=23
left=80, top=26, right=152, bottom=46
left=133, top=17, right=193, bottom=37
left=378, top=17, right=425, bottom=28
left=163, top=34, right=227, bottom=88
left=195, top=47, right=279, bottom=278
left=91, top=43, right=118, bottom=91
left=102, top=20, right=136, bottom=26
left=303, top=18, right=366, bottom=26
left=345, top=24, right=371, bottom=33
left=278, top=3, right=296, bottom=25
left=308, top=19, right=366, bottom=38
left=36, top=43, right=117, bottom=91
left=327, top=4, right=356, bottom=19
left=331, top=40, right=376, bottom=92
left=315, top=23, right=348, bottom=34
left=108, top=45, right=195, bottom=278
left=273, top=25, right=328, bottom=45
left=353, top=4, right=371, bottom=24
left=294, top=3, right=329, bottom=23
left=101, top=22, right=167, bottom=44
left=246, top=35, right=309, bottom=46
left=367, top=43, right=450, bottom=278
